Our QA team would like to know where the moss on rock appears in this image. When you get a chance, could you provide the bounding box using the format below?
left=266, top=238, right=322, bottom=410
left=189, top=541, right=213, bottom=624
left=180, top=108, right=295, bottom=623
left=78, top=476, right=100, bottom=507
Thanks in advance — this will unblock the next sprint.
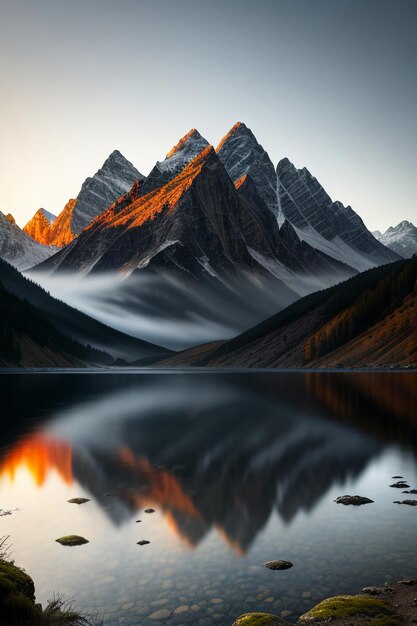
left=0, top=560, right=35, bottom=600
left=232, top=612, right=283, bottom=626
left=55, top=535, right=89, bottom=546
left=0, top=560, right=42, bottom=626
left=299, top=595, right=398, bottom=624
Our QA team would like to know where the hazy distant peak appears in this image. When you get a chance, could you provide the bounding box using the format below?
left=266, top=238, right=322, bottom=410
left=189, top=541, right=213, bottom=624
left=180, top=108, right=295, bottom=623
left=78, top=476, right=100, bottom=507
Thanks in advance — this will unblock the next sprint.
left=374, top=220, right=417, bottom=258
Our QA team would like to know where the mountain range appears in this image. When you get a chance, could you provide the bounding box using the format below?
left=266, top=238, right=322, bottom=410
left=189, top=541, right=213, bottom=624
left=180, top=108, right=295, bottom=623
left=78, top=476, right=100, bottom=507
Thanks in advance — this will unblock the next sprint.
left=0, top=121, right=413, bottom=364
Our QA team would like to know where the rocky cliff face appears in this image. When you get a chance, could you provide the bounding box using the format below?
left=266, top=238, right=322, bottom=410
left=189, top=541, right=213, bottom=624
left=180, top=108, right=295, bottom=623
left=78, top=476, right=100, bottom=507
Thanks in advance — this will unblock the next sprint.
left=373, top=221, right=417, bottom=258
left=41, top=198, right=77, bottom=247
left=70, top=149, right=142, bottom=234
left=217, top=122, right=279, bottom=217
left=0, top=211, right=56, bottom=270
left=276, top=158, right=399, bottom=270
left=23, top=208, right=56, bottom=243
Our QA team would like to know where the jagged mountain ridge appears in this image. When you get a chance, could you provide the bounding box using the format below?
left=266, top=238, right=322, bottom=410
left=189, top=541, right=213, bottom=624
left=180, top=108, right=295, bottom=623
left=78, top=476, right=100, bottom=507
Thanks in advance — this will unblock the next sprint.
left=17, top=121, right=402, bottom=351
left=373, top=221, right=417, bottom=258
left=30, top=141, right=357, bottom=349
left=25, top=122, right=397, bottom=277
left=0, top=211, right=56, bottom=271
left=214, top=122, right=399, bottom=271
left=276, top=157, right=399, bottom=270
left=35, top=144, right=353, bottom=286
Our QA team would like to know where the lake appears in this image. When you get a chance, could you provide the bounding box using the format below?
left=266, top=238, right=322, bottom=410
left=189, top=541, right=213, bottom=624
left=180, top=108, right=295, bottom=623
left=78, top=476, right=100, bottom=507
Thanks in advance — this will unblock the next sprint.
left=1, top=371, right=417, bottom=626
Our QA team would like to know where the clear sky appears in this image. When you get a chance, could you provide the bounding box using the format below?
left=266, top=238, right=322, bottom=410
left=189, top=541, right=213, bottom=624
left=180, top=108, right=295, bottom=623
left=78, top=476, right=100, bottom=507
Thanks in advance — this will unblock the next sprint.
left=0, top=0, right=415, bottom=231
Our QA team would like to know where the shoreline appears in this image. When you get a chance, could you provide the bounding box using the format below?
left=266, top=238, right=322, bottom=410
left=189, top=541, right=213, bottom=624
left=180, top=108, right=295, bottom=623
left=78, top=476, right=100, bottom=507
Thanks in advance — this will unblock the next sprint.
left=234, top=580, right=417, bottom=626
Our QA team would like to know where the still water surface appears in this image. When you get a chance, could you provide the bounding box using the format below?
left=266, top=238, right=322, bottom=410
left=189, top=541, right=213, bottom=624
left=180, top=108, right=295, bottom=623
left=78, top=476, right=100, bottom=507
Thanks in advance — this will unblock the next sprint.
left=0, top=372, right=417, bottom=626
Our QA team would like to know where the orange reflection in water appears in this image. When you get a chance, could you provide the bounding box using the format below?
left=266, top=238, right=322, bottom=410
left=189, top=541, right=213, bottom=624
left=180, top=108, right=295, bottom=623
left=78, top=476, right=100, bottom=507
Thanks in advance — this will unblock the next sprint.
left=119, top=448, right=202, bottom=518
left=0, top=434, right=73, bottom=487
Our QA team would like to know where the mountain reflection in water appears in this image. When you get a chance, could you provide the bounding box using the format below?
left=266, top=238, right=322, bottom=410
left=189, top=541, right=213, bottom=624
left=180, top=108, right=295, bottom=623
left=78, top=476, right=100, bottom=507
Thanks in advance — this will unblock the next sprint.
left=1, top=372, right=416, bottom=555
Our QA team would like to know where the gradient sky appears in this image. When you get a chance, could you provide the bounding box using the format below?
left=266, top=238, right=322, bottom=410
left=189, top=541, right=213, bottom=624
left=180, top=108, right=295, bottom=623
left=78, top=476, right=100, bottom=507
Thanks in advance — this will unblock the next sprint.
left=0, top=0, right=415, bottom=231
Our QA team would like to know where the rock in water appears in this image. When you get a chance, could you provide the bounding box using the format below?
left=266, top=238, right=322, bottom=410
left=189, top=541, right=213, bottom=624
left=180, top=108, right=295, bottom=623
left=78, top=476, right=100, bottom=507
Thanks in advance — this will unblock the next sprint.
left=137, top=540, right=150, bottom=546
left=390, top=482, right=410, bottom=488
left=67, top=498, right=90, bottom=504
left=335, top=495, right=374, bottom=505
left=263, top=560, right=293, bottom=570
left=55, top=535, right=89, bottom=546
left=393, top=500, right=417, bottom=506
left=148, top=609, right=171, bottom=620
left=298, top=595, right=397, bottom=623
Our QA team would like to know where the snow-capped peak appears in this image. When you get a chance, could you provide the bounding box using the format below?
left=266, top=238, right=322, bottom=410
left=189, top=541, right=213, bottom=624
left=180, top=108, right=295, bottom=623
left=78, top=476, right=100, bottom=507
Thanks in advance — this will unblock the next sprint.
left=374, top=220, right=417, bottom=258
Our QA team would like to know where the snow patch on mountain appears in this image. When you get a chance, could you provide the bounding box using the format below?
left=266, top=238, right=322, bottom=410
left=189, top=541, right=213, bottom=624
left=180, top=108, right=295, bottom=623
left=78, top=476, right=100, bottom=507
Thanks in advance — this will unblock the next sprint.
left=293, top=225, right=381, bottom=272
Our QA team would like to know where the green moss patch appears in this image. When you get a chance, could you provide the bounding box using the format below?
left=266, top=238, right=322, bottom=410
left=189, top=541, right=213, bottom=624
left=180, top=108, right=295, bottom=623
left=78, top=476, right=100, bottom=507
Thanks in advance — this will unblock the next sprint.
left=369, top=616, right=402, bottom=626
left=299, top=595, right=397, bottom=623
left=0, top=559, right=42, bottom=625
left=55, top=535, right=89, bottom=546
left=0, top=560, right=35, bottom=601
left=232, top=612, right=283, bottom=626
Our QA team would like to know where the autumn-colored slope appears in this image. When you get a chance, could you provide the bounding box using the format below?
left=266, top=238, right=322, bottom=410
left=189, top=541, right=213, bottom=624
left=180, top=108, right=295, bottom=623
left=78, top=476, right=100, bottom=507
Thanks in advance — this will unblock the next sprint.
left=163, top=257, right=417, bottom=368
left=311, top=289, right=417, bottom=367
